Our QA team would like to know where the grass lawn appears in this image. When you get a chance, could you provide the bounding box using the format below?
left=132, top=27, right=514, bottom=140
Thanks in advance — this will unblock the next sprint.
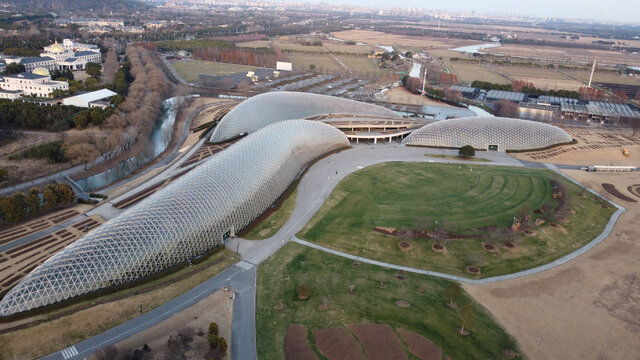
left=446, top=61, right=510, bottom=84
left=297, top=162, right=614, bottom=278
left=243, top=189, right=297, bottom=240
left=286, top=54, right=343, bottom=73
left=337, top=55, right=383, bottom=76
left=171, top=60, right=259, bottom=83
left=425, top=154, right=492, bottom=162
left=256, top=242, right=522, bottom=359
left=0, top=249, right=238, bottom=359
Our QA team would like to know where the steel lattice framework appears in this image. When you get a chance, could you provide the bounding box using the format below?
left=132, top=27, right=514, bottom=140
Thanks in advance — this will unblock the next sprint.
left=402, top=117, right=573, bottom=151
left=0, top=120, right=349, bottom=316
left=209, top=91, right=401, bottom=143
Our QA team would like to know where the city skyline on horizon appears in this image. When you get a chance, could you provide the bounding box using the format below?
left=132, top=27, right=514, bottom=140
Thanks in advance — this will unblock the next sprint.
left=289, top=0, right=640, bottom=24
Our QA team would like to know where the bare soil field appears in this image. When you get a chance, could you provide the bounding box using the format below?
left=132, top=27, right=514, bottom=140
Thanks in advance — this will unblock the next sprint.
left=172, top=60, right=259, bottom=83
left=398, top=328, right=442, bottom=360
left=446, top=62, right=510, bottom=84
left=100, top=288, right=233, bottom=360
left=284, top=324, right=317, bottom=360
left=381, top=87, right=456, bottom=107
left=517, top=128, right=640, bottom=166
left=485, top=44, right=640, bottom=67
left=348, top=324, right=407, bottom=360
left=464, top=170, right=640, bottom=360
left=313, top=327, right=364, bottom=360
left=331, top=30, right=474, bottom=50
left=564, top=70, right=640, bottom=86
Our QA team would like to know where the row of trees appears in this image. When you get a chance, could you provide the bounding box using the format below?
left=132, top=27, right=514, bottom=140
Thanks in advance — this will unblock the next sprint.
left=60, top=45, right=169, bottom=169
left=0, top=183, right=75, bottom=225
left=193, top=46, right=286, bottom=68
left=0, top=100, right=82, bottom=131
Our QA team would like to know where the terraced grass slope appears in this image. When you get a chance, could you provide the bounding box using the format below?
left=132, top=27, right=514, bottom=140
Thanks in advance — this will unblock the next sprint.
left=256, top=243, right=522, bottom=360
left=298, top=162, right=614, bottom=277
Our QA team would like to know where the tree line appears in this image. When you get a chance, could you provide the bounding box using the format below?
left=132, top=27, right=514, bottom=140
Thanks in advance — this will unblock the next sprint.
left=193, top=46, right=286, bottom=68
left=0, top=183, right=75, bottom=225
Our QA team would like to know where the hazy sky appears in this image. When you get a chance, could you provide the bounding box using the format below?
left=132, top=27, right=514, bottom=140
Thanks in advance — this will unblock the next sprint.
left=297, top=0, right=640, bottom=24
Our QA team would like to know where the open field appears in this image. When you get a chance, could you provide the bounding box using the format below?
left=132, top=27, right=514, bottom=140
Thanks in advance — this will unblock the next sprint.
left=171, top=60, right=259, bottom=83
left=381, top=87, right=456, bottom=107
left=243, top=189, right=297, bottom=240
left=101, top=288, right=233, bottom=360
left=286, top=53, right=343, bottom=73
left=446, top=62, right=510, bottom=84
left=256, top=242, right=521, bottom=360
left=298, top=162, right=614, bottom=278
left=485, top=44, right=640, bottom=67
left=564, top=70, right=640, bottom=86
left=518, top=128, right=640, bottom=166
left=237, top=39, right=373, bottom=54
left=485, top=65, right=586, bottom=90
left=332, top=30, right=475, bottom=51
left=337, top=55, right=383, bottom=76
left=464, top=170, right=640, bottom=360
left=0, top=250, right=237, bottom=360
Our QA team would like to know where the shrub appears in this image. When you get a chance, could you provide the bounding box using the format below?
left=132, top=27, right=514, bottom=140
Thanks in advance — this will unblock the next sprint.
left=89, top=193, right=108, bottom=199
left=208, top=322, right=219, bottom=335
left=0, top=168, right=7, bottom=182
left=208, top=333, right=219, bottom=349
left=296, top=284, right=311, bottom=300
left=9, top=140, right=66, bottom=163
left=218, top=337, right=228, bottom=353
left=459, top=145, right=475, bottom=158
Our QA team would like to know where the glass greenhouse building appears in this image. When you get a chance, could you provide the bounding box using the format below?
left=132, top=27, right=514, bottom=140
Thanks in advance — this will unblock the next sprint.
left=0, top=120, right=349, bottom=316
left=209, top=91, right=401, bottom=143
left=402, top=117, right=573, bottom=151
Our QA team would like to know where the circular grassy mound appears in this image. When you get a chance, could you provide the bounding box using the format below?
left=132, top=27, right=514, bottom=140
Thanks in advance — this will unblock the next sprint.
left=298, top=162, right=614, bottom=278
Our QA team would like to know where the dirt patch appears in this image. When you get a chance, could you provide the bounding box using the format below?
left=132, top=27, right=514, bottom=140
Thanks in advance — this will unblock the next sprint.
left=593, top=273, right=640, bottom=332
left=462, top=168, right=640, bottom=360
left=432, top=244, right=446, bottom=253
left=481, top=242, right=499, bottom=253
left=257, top=228, right=271, bottom=237
left=628, top=184, right=640, bottom=198
left=398, top=328, right=442, bottom=360
left=503, top=242, right=520, bottom=253
left=348, top=324, right=408, bottom=360
left=284, top=324, right=317, bottom=360
left=602, top=183, right=637, bottom=203
left=395, top=300, right=410, bottom=308
left=398, top=241, right=414, bottom=252
left=105, top=288, right=233, bottom=360
left=313, top=327, right=364, bottom=360
left=467, top=266, right=481, bottom=275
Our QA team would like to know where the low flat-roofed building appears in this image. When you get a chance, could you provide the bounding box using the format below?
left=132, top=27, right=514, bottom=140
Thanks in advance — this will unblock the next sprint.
left=0, top=70, right=68, bottom=98
left=519, top=102, right=558, bottom=121
left=486, top=90, right=527, bottom=103
left=0, top=89, right=23, bottom=100
left=449, top=85, right=479, bottom=99
left=19, top=56, right=56, bottom=72
left=62, top=88, right=116, bottom=108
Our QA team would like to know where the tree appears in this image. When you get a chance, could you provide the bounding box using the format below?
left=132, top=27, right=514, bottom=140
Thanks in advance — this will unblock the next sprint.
left=459, top=145, right=475, bottom=158
left=26, top=187, right=41, bottom=217
left=42, top=184, right=58, bottom=210
left=56, top=183, right=75, bottom=205
left=208, top=322, right=219, bottom=336
left=0, top=168, right=7, bottom=183
left=102, top=49, right=119, bottom=85
left=457, top=303, right=475, bottom=335
left=89, top=110, right=103, bottom=126
left=309, top=64, right=316, bottom=70
left=95, top=345, right=120, bottom=360
left=73, top=114, right=89, bottom=128
left=1, top=193, right=26, bottom=223
left=208, top=333, right=219, bottom=349
left=4, top=62, right=26, bottom=74
left=85, top=62, right=102, bottom=79
left=405, top=51, right=413, bottom=58
left=218, top=337, right=228, bottom=353
left=493, top=100, right=520, bottom=118
left=445, top=282, right=462, bottom=307
left=465, top=253, right=486, bottom=273
left=64, top=143, right=99, bottom=169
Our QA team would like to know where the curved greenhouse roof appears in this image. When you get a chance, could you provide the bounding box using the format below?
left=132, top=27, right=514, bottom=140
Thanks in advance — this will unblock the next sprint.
left=0, top=120, right=349, bottom=316
left=210, top=91, right=401, bottom=143
left=402, top=117, right=573, bottom=151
